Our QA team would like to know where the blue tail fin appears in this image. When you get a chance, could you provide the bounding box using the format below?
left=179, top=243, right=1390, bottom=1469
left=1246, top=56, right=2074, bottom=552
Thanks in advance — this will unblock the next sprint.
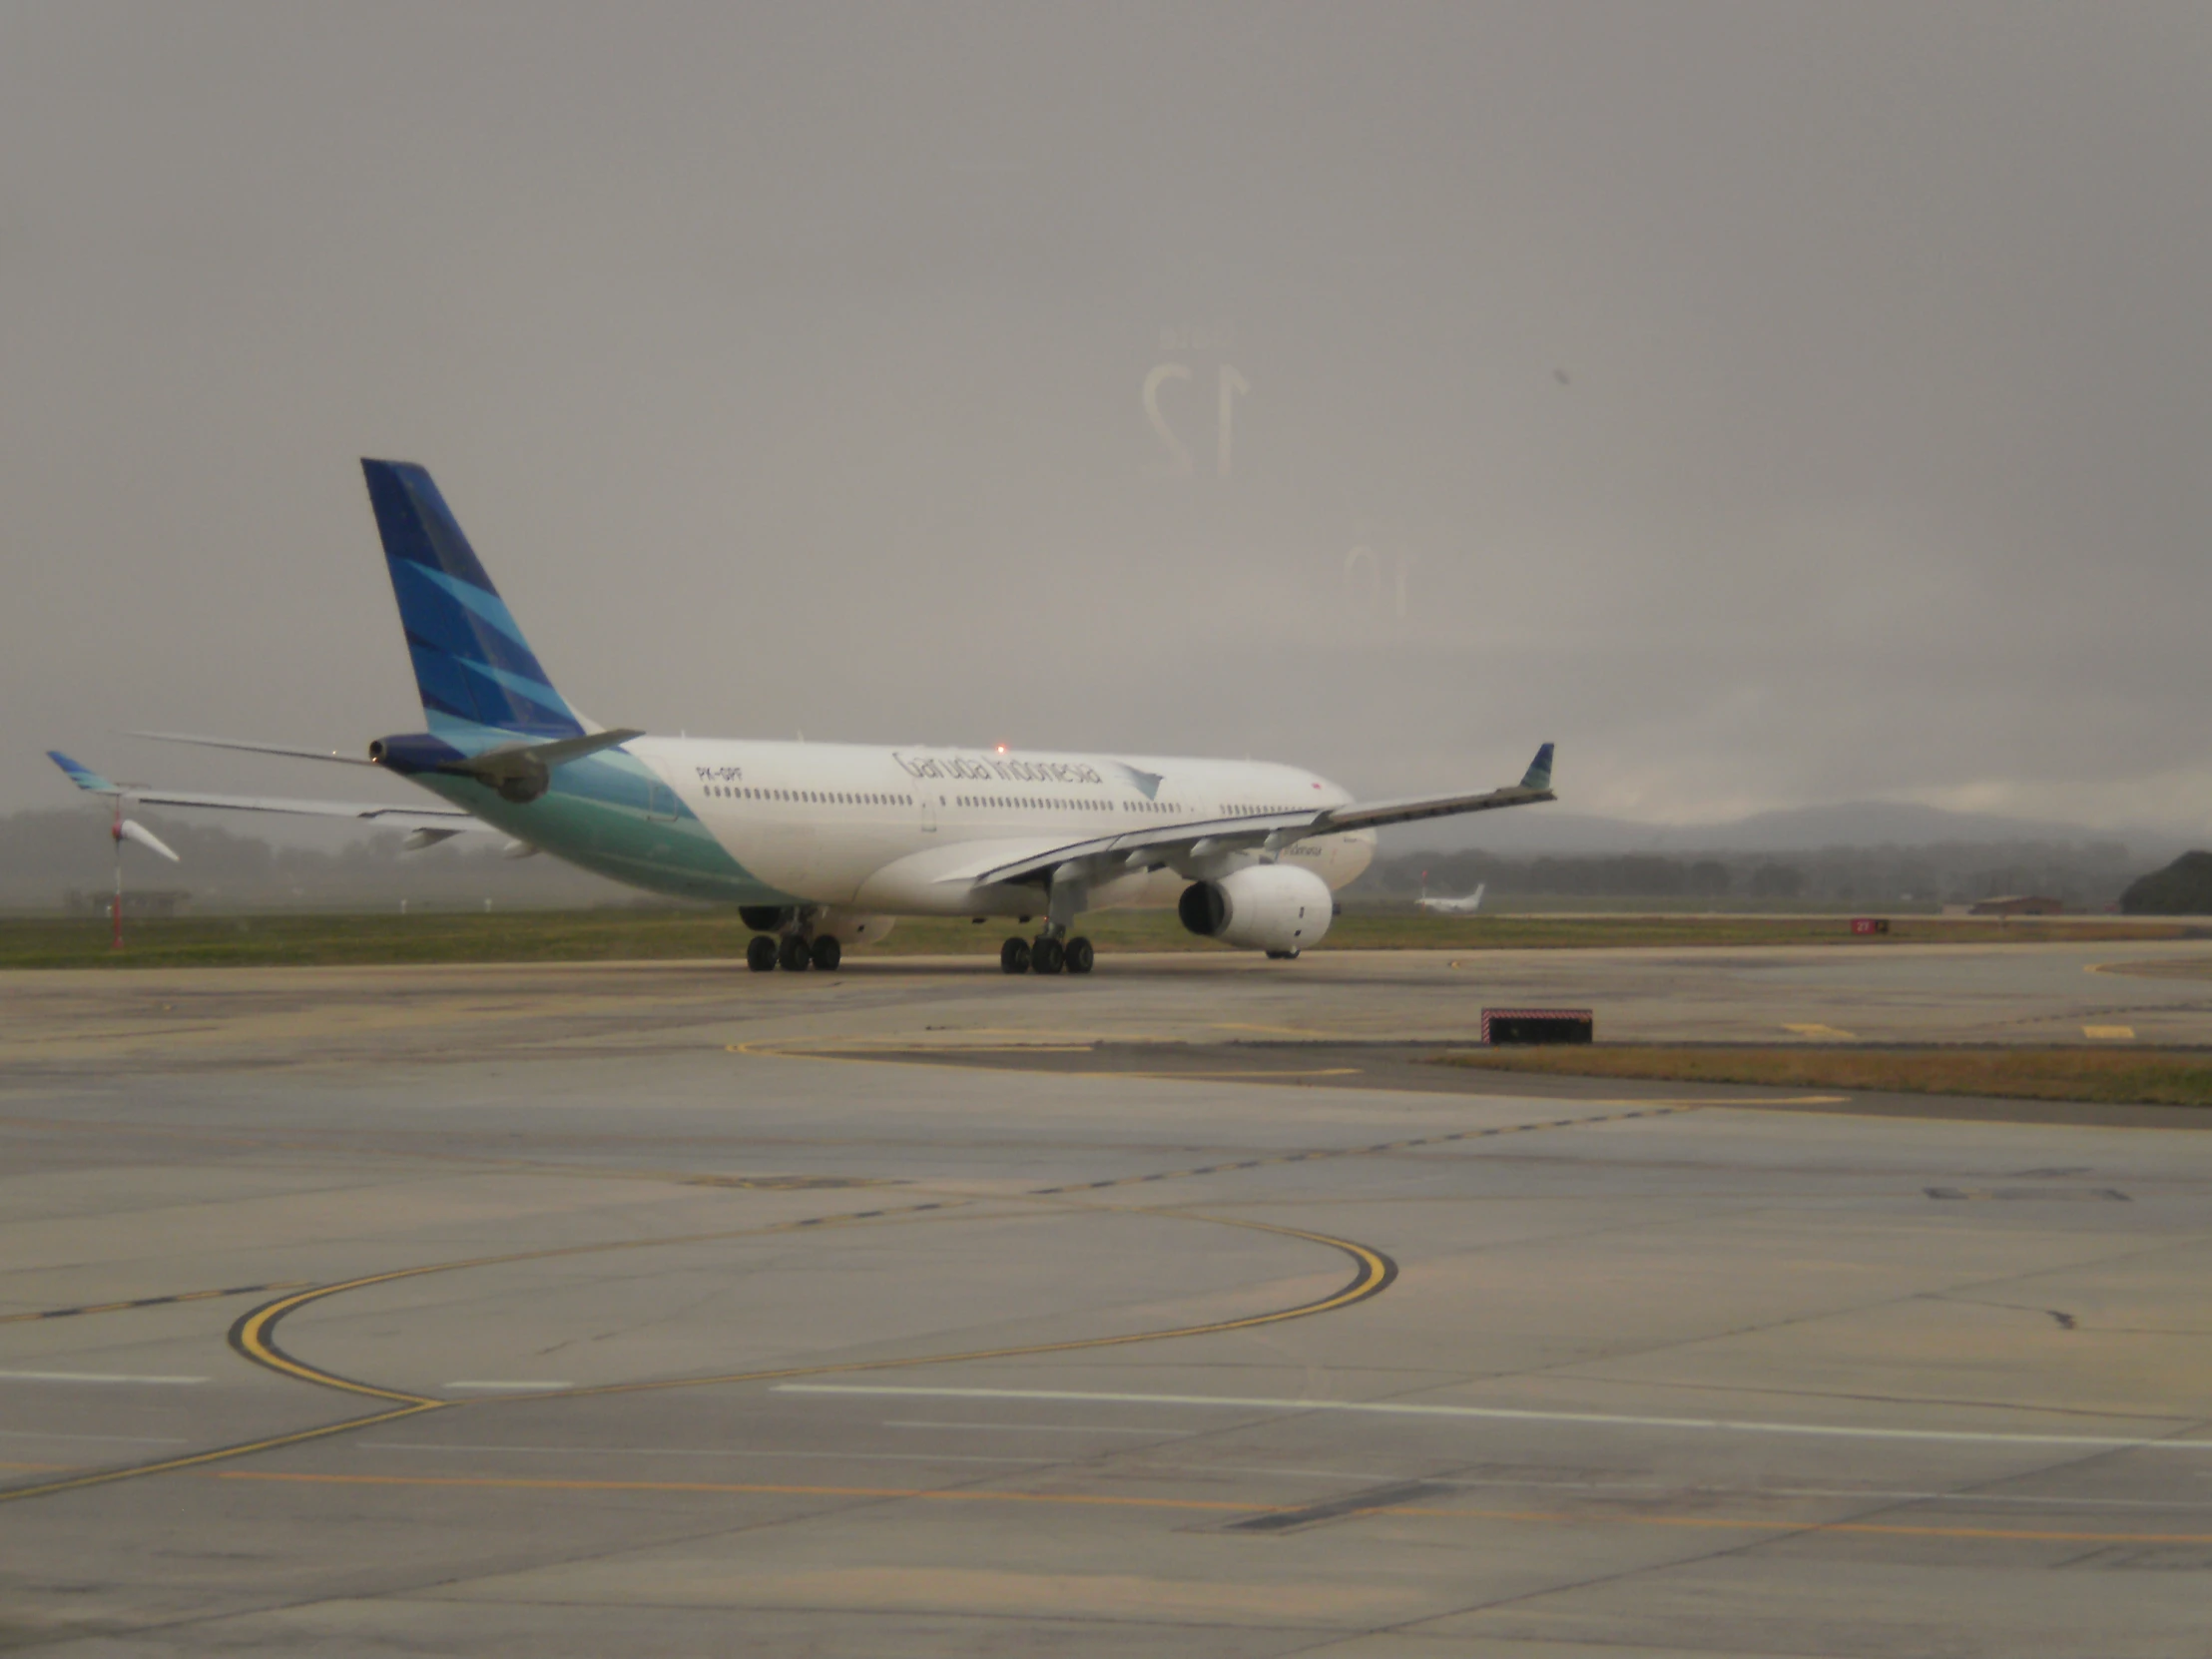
left=1518, top=743, right=1554, bottom=793
left=361, top=460, right=584, bottom=740
left=48, top=751, right=118, bottom=794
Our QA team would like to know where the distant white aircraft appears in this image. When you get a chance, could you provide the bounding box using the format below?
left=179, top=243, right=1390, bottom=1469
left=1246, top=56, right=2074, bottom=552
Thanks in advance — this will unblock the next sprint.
left=1416, top=877, right=1486, bottom=915
left=51, top=461, right=1556, bottom=973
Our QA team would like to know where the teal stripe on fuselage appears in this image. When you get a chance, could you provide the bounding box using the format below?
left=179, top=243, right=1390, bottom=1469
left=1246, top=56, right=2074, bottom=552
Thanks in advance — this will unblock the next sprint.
left=408, top=725, right=793, bottom=905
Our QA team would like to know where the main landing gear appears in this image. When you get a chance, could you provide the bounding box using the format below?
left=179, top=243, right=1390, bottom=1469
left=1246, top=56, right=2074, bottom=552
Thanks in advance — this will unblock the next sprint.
left=747, top=931, right=841, bottom=971
left=1000, top=933, right=1093, bottom=975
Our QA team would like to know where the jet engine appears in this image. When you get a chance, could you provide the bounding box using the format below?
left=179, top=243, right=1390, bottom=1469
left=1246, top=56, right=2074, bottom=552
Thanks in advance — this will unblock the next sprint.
left=1177, top=863, right=1334, bottom=955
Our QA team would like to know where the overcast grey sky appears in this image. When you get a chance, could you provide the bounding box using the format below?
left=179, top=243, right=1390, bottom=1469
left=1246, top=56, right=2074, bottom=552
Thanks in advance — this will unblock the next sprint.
left=5, top=3, right=2210, bottom=831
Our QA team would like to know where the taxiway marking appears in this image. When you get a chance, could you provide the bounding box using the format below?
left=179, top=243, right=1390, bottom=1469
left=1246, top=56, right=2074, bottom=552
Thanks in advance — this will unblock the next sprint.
left=778, top=1384, right=2212, bottom=1453
left=882, top=1419, right=1182, bottom=1436
left=0, top=1401, right=447, bottom=1507
left=552, top=1214, right=1396, bottom=1402
left=3, top=1068, right=1787, bottom=1509
left=0, top=1281, right=309, bottom=1327
left=444, top=1381, right=574, bottom=1392
left=895, top=1045, right=1098, bottom=1054
left=1022, top=1101, right=1734, bottom=1196
left=339, top=1440, right=2212, bottom=1511
left=1112, top=1068, right=1362, bottom=1080
left=364, top=1440, right=1056, bottom=1466
left=0, top=1185, right=1397, bottom=1507
left=200, top=1468, right=2212, bottom=1547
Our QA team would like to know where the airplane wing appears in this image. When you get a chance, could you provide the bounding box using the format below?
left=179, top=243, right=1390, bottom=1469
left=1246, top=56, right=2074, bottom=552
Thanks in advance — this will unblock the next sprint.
left=957, top=744, right=1554, bottom=889
left=46, top=752, right=492, bottom=835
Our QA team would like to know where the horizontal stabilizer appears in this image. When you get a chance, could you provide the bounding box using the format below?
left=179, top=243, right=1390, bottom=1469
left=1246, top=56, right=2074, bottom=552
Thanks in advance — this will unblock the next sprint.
left=402, top=725, right=646, bottom=805
left=428, top=727, right=644, bottom=791
left=130, top=732, right=379, bottom=768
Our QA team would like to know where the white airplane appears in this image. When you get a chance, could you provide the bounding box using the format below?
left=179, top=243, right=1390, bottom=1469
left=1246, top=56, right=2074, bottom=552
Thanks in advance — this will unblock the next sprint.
left=1416, top=878, right=1487, bottom=915
left=52, top=461, right=1555, bottom=974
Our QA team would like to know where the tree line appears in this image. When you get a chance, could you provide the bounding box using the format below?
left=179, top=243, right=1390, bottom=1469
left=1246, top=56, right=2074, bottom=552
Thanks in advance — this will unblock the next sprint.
left=1358, top=839, right=2159, bottom=909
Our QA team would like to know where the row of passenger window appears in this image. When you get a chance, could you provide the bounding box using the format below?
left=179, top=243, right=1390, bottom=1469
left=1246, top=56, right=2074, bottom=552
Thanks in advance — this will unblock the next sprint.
left=701, top=785, right=913, bottom=807
left=951, top=795, right=1185, bottom=816
left=691, top=784, right=1213, bottom=817
left=956, top=794, right=1096, bottom=812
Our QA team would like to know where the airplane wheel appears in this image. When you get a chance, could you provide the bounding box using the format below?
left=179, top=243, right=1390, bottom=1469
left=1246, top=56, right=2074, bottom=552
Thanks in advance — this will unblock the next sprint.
left=1266, top=948, right=1302, bottom=960
left=746, top=935, right=779, bottom=972
left=1063, top=936, right=1094, bottom=974
left=1031, top=936, right=1065, bottom=975
left=811, top=935, right=842, bottom=972
left=778, top=933, right=813, bottom=971
left=999, top=937, right=1031, bottom=974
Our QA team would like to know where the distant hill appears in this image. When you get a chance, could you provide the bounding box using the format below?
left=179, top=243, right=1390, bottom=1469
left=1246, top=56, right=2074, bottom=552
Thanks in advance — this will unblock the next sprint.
left=2119, top=851, right=2212, bottom=915
left=1391, top=800, right=2184, bottom=859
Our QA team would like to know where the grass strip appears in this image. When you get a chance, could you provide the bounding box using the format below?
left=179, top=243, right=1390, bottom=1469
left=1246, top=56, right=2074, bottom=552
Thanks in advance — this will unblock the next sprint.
left=1438, top=1045, right=2212, bottom=1108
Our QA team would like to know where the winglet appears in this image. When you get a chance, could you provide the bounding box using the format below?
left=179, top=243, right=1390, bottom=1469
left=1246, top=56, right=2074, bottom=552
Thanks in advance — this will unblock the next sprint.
left=1518, top=743, right=1554, bottom=793
left=47, top=752, right=118, bottom=795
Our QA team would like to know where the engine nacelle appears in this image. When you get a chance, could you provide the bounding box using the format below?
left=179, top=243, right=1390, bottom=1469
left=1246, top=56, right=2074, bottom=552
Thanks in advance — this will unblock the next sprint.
left=1177, top=863, right=1334, bottom=955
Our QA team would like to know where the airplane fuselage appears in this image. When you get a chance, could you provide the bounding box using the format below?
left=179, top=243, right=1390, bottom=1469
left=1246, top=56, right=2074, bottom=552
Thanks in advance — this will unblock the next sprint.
left=408, top=735, right=1377, bottom=921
